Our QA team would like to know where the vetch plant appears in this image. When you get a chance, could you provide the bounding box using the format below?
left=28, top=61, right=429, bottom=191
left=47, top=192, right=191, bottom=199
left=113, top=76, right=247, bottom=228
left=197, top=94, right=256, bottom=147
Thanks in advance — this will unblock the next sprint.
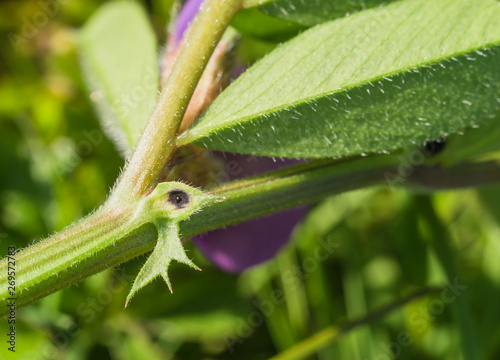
left=2, top=0, right=500, bottom=357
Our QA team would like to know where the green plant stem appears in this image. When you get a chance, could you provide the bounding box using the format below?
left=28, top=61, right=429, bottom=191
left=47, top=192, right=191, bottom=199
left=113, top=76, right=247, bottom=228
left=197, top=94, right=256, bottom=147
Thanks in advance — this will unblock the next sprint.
left=2, top=155, right=500, bottom=315
left=0, top=155, right=392, bottom=315
left=268, top=287, right=442, bottom=360
left=1, top=0, right=246, bottom=317
left=109, top=0, right=242, bottom=202
left=0, top=206, right=156, bottom=314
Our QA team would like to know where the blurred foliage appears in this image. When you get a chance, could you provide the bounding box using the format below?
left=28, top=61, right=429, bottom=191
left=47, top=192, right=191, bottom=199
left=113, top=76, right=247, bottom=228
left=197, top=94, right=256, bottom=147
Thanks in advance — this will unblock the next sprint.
left=1, top=1, right=500, bottom=359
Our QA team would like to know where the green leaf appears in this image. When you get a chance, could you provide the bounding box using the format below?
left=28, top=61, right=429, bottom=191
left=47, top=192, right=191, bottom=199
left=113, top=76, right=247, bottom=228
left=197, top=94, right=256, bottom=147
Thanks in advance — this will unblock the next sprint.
left=234, top=0, right=395, bottom=41
left=125, top=219, right=199, bottom=306
left=244, top=0, right=399, bottom=27
left=178, top=0, right=500, bottom=159
left=231, top=7, right=305, bottom=42
left=79, top=2, right=159, bottom=157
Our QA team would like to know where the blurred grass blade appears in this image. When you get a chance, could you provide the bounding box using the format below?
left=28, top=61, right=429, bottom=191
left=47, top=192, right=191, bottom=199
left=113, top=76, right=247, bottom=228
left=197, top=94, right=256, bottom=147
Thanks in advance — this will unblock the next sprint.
left=415, top=195, right=482, bottom=360
left=242, top=0, right=399, bottom=27
left=268, top=287, right=441, bottom=360
left=79, top=2, right=159, bottom=157
left=178, top=0, right=500, bottom=159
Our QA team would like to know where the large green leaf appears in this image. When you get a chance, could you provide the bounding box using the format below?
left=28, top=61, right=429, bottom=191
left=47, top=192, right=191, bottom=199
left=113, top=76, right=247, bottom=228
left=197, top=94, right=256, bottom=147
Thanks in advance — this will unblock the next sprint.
left=79, top=2, right=159, bottom=157
left=178, top=0, right=500, bottom=159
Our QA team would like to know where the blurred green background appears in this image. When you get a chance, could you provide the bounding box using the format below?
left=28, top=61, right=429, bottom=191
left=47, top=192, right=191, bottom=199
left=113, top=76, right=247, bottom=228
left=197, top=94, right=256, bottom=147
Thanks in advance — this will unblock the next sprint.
left=1, top=1, right=500, bottom=359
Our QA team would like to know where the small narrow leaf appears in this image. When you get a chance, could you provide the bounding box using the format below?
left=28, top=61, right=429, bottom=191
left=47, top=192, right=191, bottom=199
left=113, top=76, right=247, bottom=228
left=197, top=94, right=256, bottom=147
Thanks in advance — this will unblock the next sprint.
left=178, top=0, right=500, bottom=159
left=125, top=182, right=211, bottom=306
left=79, top=2, right=159, bottom=157
left=125, top=219, right=200, bottom=306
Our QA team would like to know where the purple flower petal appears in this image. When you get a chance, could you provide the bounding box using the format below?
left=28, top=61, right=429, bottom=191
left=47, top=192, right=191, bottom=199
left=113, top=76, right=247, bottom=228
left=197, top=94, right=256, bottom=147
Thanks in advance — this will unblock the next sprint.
left=194, top=207, right=307, bottom=273
left=193, top=153, right=307, bottom=272
left=174, top=0, right=204, bottom=44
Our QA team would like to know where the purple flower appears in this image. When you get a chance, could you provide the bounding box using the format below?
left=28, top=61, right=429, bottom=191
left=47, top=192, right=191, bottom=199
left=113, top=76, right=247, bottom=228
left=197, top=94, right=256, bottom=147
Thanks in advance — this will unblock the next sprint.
left=169, top=0, right=307, bottom=272
left=174, top=0, right=203, bottom=44
left=193, top=154, right=307, bottom=273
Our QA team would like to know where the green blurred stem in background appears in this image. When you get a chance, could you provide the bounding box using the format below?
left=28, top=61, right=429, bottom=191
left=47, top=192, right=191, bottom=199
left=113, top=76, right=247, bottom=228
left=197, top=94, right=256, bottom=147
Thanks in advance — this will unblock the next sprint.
left=415, top=195, right=482, bottom=360
left=269, top=286, right=442, bottom=360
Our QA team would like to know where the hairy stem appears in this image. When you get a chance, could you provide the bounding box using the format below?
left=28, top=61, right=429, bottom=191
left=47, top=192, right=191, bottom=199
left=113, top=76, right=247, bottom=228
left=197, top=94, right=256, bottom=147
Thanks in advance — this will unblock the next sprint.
left=2, top=155, right=500, bottom=315
left=0, top=155, right=390, bottom=314
left=0, top=207, right=155, bottom=312
left=109, top=0, right=242, bottom=202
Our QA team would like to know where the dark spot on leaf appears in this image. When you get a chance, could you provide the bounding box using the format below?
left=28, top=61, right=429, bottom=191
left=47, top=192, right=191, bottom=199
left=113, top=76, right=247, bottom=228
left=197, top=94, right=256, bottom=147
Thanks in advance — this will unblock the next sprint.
left=168, top=190, right=190, bottom=209
left=422, top=138, right=447, bottom=156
